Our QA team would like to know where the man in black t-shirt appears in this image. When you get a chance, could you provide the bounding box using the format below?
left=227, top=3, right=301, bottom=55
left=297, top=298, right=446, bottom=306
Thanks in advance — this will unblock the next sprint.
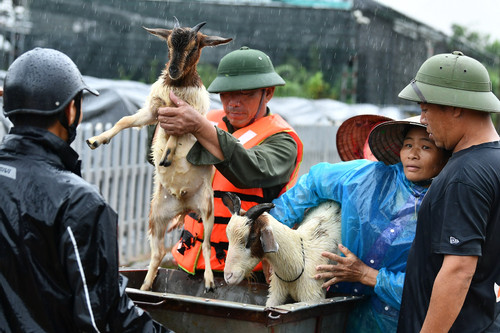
left=396, top=51, right=500, bottom=332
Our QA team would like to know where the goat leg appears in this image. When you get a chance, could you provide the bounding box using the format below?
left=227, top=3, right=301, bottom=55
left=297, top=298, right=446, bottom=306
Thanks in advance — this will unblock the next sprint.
left=297, top=282, right=326, bottom=304
left=167, top=214, right=185, bottom=232
left=141, top=214, right=169, bottom=291
left=200, top=194, right=215, bottom=292
left=86, top=106, right=157, bottom=149
left=201, top=230, right=215, bottom=292
left=266, top=279, right=290, bottom=307
left=158, top=134, right=178, bottom=167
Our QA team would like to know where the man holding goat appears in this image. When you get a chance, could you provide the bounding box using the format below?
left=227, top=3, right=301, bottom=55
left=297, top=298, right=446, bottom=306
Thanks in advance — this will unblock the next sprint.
left=157, top=46, right=303, bottom=276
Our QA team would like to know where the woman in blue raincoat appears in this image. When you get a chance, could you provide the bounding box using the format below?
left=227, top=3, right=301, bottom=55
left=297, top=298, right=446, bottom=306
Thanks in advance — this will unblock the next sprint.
left=270, top=115, right=451, bottom=333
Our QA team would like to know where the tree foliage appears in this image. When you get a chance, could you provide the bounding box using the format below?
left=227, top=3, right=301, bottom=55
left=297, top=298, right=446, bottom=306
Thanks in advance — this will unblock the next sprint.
left=450, top=24, right=500, bottom=129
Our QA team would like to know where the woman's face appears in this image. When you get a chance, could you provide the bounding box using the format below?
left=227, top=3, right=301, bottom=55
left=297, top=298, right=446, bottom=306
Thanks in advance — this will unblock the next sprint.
left=400, top=126, right=448, bottom=184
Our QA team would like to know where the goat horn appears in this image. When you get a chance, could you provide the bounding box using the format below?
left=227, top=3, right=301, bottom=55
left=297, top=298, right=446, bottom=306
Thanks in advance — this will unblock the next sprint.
left=192, top=21, right=207, bottom=33
left=221, top=192, right=241, bottom=215
left=173, top=16, right=180, bottom=29
left=246, top=203, right=275, bottom=223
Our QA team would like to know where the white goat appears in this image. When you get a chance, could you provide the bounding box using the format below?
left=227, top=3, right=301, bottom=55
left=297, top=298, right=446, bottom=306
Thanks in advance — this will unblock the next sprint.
left=221, top=192, right=342, bottom=307
left=86, top=21, right=232, bottom=292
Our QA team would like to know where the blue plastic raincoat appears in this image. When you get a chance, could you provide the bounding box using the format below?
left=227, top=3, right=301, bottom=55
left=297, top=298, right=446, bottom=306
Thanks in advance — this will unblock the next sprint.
left=270, top=159, right=428, bottom=333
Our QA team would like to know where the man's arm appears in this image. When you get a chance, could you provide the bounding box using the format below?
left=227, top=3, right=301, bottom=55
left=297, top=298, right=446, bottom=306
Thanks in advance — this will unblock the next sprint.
left=421, top=254, right=478, bottom=333
left=159, top=92, right=298, bottom=188
left=158, top=90, right=224, bottom=160
left=65, top=192, right=170, bottom=332
left=270, top=159, right=371, bottom=228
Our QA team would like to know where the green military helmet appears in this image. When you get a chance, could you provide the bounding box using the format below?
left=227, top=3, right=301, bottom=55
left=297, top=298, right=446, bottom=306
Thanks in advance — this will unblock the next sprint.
left=207, top=46, right=285, bottom=93
left=399, top=51, right=500, bottom=113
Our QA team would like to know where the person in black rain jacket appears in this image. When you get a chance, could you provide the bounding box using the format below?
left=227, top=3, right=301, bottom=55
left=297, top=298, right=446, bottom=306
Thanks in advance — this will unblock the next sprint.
left=0, top=48, right=172, bottom=332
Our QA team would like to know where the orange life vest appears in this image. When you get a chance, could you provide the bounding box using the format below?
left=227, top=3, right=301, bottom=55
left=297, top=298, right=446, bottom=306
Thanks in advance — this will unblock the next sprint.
left=171, top=109, right=303, bottom=274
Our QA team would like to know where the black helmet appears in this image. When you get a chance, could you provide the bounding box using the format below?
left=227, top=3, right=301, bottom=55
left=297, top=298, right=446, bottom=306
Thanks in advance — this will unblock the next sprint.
left=3, top=48, right=99, bottom=117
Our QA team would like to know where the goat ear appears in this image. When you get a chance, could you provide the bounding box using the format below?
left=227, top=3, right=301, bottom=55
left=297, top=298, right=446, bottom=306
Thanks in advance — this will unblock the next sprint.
left=246, top=203, right=275, bottom=222
left=143, top=27, right=172, bottom=41
left=221, top=192, right=241, bottom=215
left=261, top=226, right=279, bottom=253
left=201, top=35, right=233, bottom=48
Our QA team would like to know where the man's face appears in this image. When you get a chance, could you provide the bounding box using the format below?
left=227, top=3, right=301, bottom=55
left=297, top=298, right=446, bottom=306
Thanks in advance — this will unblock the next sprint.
left=400, top=126, right=448, bottom=183
left=419, top=103, right=453, bottom=150
left=220, top=89, right=267, bottom=129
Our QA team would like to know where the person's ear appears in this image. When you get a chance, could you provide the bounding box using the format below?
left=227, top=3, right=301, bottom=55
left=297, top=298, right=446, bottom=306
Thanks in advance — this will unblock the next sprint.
left=451, top=106, right=463, bottom=118
left=264, top=87, right=275, bottom=102
left=64, top=100, right=77, bottom=125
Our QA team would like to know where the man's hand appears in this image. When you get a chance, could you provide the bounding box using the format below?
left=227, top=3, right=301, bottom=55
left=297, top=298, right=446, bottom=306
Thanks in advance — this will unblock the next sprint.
left=157, top=90, right=224, bottom=160
left=157, top=90, right=204, bottom=136
left=314, top=244, right=378, bottom=288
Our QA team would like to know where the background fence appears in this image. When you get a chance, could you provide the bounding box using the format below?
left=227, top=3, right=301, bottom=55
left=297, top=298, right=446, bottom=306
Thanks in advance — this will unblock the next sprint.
left=73, top=122, right=341, bottom=265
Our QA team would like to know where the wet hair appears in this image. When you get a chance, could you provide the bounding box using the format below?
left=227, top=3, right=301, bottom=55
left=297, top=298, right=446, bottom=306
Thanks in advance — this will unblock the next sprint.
left=402, top=125, right=412, bottom=139
left=402, top=124, right=429, bottom=141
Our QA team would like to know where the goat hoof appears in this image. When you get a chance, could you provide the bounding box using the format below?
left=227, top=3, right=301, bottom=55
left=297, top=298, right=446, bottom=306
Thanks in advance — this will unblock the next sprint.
left=204, top=286, right=215, bottom=293
left=160, top=159, right=172, bottom=167
left=86, top=139, right=100, bottom=149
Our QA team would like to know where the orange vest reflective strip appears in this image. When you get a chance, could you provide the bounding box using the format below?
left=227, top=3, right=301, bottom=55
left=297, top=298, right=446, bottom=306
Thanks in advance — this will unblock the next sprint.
left=172, top=109, right=303, bottom=274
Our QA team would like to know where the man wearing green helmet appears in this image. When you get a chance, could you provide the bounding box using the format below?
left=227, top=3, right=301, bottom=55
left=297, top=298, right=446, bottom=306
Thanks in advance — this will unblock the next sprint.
left=156, top=46, right=303, bottom=276
left=397, top=51, right=500, bottom=332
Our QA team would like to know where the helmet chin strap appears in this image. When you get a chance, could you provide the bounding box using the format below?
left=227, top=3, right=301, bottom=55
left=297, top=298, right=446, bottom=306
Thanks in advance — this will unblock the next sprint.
left=248, top=89, right=267, bottom=126
left=58, top=92, right=82, bottom=144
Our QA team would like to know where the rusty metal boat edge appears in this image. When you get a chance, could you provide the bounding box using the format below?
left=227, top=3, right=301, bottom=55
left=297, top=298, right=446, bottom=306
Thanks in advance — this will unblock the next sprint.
left=121, top=267, right=362, bottom=333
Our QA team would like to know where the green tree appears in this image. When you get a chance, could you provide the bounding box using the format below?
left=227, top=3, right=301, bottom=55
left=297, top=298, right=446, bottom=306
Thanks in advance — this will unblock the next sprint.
left=452, top=24, right=500, bottom=129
